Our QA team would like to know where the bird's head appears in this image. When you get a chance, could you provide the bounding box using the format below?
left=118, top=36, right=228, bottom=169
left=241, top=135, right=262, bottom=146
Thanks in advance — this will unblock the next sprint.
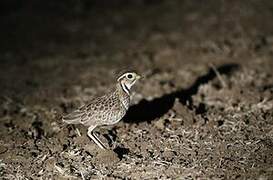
left=117, top=72, right=141, bottom=94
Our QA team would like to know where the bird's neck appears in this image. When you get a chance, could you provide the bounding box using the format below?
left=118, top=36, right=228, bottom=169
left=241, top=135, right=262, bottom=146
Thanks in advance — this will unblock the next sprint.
left=116, top=82, right=130, bottom=109
left=119, top=81, right=130, bottom=95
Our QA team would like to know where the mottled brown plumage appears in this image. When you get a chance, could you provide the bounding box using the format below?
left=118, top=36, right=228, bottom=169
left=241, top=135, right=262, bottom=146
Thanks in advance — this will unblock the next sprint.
left=63, top=72, right=141, bottom=149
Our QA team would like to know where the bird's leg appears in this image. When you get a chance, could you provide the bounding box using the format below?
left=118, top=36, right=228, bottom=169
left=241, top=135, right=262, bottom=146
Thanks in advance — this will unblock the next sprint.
left=87, top=126, right=106, bottom=149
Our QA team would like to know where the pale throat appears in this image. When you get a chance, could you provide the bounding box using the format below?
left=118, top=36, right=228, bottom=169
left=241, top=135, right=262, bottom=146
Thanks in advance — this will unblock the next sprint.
left=117, top=81, right=131, bottom=110
left=120, top=81, right=130, bottom=95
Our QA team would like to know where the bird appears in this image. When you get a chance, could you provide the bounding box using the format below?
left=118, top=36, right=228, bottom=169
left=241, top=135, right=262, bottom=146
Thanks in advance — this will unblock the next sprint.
left=62, top=72, right=141, bottom=149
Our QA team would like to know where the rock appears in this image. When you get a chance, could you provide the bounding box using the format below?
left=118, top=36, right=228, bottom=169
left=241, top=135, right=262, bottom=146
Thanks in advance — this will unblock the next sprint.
left=93, top=149, right=120, bottom=167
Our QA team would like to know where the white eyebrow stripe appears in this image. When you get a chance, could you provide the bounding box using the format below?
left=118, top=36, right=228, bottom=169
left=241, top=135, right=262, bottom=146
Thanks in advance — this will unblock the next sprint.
left=117, top=74, right=126, bottom=81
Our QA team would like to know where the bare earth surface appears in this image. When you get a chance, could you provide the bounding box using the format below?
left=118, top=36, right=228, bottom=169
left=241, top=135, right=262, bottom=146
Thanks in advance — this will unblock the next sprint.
left=1, top=0, right=273, bottom=179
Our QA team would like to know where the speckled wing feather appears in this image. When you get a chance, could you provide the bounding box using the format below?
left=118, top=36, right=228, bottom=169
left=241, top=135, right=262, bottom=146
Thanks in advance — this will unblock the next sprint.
left=63, top=85, right=129, bottom=127
left=62, top=94, right=110, bottom=125
left=62, top=105, right=89, bottom=124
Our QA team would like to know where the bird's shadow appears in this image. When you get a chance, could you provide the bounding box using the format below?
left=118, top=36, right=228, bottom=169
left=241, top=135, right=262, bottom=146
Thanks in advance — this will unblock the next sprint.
left=123, top=63, right=240, bottom=123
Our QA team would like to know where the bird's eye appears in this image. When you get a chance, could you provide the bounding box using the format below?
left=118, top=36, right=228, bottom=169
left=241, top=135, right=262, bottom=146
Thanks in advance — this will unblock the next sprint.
left=127, top=74, right=133, bottom=79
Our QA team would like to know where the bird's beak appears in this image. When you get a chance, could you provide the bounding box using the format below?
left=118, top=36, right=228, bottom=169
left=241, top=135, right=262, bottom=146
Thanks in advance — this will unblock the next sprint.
left=136, top=74, right=141, bottom=80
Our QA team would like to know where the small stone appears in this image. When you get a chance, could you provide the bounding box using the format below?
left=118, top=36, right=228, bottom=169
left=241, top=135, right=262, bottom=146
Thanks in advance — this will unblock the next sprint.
left=0, top=145, right=7, bottom=154
left=45, top=157, right=56, bottom=171
left=93, top=149, right=120, bottom=167
left=84, top=144, right=99, bottom=156
left=154, top=118, right=166, bottom=130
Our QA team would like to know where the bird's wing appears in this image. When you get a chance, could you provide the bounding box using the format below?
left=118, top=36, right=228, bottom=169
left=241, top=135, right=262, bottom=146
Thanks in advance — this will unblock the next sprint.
left=62, top=93, right=112, bottom=125
left=62, top=105, right=90, bottom=124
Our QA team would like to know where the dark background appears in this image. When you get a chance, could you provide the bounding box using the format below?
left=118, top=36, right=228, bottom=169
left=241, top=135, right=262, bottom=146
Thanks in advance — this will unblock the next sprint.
left=0, top=0, right=273, bottom=179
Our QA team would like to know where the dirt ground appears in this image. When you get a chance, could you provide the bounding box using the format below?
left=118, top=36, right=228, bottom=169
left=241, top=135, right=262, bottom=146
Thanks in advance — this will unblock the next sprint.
left=1, top=0, right=273, bottom=179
